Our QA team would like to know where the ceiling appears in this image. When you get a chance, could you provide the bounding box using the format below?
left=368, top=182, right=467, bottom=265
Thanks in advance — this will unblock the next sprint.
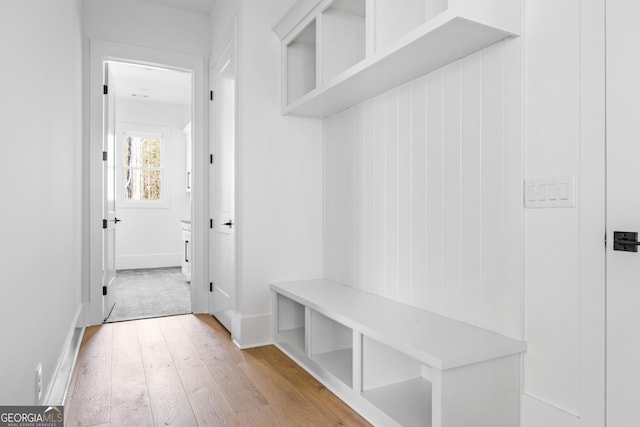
left=109, top=61, right=192, bottom=106
left=136, top=0, right=217, bottom=15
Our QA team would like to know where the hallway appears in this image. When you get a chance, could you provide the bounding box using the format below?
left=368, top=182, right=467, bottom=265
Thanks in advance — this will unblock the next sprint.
left=64, top=314, right=369, bottom=426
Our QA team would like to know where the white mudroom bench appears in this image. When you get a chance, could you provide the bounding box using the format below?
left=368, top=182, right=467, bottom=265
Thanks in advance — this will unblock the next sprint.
left=271, top=279, right=526, bottom=427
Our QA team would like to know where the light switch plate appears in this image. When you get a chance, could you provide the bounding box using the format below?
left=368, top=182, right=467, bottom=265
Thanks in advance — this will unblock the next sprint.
left=524, top=176, right=575, bottom=208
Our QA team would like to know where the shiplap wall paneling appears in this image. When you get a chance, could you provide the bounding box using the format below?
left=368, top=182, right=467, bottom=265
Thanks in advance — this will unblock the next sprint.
left=425, top=70, right=443, bottom=314
left=386, top=89, right=400, bottom=301
left=442, top=61, right=462, bottom=320
left=324, top=39, right=522, bottom=337
left=460, top=51, right=483, bottom=327
left=411, top=77, right=428, bottom=310
left=480, top=42, right=506, bottom=335
left=397, top=83, right=413, bottom=306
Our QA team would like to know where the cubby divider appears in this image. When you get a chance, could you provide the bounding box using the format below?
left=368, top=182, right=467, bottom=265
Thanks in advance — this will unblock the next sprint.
left=275, top=293, right=306, bottom=353
left=309, top=310, right=353, bottom=387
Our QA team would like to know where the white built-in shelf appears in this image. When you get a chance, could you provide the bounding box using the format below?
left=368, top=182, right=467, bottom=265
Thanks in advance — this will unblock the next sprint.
left=278, top=327, right=305, bottom=351
left=312, top=348, right=353, bottom=387
left=275, top=294, right=306, bottom=354
left=309, top=309, right=353, bottom=387
left=274, top=0, right=521, bottom=118
left=362, top=378, right=432, bottom=427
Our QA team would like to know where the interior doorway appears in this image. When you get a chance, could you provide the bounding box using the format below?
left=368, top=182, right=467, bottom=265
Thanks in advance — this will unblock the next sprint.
left=102, top=60, right=194, bottom=323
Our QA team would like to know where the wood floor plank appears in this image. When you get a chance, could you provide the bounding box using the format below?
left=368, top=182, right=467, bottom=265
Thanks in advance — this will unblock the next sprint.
left=255, top=346, right=371, bottom=426
left=234, top=406, right=281, bottom=427
left=238, top=351, right=334, bottom=426
left=164, top=317, right=236, bottom=424
left=65, top=325, right=112, bottom=427
left=139, top=332, right=198, bottom=426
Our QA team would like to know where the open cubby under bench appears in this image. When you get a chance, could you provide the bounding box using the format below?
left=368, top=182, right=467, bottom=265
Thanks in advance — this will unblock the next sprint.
left=271, top=279, right=526, bottom=427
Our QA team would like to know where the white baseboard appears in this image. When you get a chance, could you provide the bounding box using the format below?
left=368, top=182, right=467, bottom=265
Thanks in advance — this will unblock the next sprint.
left=115, top=252, right=181, bottom=270
left=232, top=312, right=273, bottom=349
left=42, top=303, right=85, bottom=406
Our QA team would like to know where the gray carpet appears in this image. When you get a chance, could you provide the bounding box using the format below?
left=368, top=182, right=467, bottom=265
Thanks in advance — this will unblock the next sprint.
left=105, top=267, right=192, bottom=323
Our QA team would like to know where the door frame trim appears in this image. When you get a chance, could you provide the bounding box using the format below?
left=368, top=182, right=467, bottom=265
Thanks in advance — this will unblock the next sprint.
left=87, top=39, right=208, bottom=325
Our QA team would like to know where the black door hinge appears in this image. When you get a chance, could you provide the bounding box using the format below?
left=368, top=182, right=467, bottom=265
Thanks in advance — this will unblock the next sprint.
left=210, top=90, right=214, bottom=101
left=210, top=154, right=214, bottom=164
left=103, top=151, right=108, bottom=161
left=102, top=219, right=107, bottom=229
left=210, top=282, right=213, bottom=292
left=102, top=285, right=107, bottom=296
left=103, top=85, right=108, bottom=95
left=210, top=219, right=213, bottom=229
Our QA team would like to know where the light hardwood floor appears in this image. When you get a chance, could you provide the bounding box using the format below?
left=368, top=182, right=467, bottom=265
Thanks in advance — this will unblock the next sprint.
left=64, top=314, right=371, bottom=426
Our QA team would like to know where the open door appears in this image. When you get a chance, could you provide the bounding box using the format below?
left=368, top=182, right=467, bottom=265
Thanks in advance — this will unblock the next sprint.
left=209, top=40, right=236, bottom=332
left=103, top=62, right=118, bottom=321
left=607, top=0, right=640, bottom=424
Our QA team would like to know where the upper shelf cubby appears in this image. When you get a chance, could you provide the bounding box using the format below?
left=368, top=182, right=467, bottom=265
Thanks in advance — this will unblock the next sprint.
left=320, top=0, right=366, bottom=84
left=274, top=0, right=521, bottom=118
left=286, top=19, right=317, bottom=104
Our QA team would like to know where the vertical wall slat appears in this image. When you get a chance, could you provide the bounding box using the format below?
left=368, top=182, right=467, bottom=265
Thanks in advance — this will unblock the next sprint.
left=503, top=38, right=523, bottom=339
left=363, top=99, right=376, bottom=293
left=397, top=82, right=413, bottom=305
left=481, top=43, right=506, bottom=334
left=353, top=104, right=365, bottom=291
left=386, top=89, right=400, bottom=300
left=411, top=76, right=428, bottom=309
left=426, top=70, right=443, bottom=313
left=442, top=62, right=462, bottom=319
left=374, top=95, right=387, bottom=296
left=460, top=52, right=484, bottom=327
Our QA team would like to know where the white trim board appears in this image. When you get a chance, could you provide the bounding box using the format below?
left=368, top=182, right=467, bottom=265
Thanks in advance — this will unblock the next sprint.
left=42, top=304, right=84, bottom=406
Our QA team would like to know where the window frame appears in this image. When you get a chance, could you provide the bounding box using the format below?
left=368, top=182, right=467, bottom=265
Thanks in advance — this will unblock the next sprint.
left=116, top=123, right=171, bottom=209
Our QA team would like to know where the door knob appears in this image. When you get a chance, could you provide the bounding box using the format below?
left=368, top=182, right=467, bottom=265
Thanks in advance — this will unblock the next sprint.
left=223, top=220, right=233, bottom=228
left=114, top=217, right=122, bottom=224
left=614, top=231, right=640, bottom=252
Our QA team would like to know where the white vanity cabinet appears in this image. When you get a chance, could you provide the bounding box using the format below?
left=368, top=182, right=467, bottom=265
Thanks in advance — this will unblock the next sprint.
left=274, top=0, right=521, bottom=118
left=183, top=122, right=192, bottom=192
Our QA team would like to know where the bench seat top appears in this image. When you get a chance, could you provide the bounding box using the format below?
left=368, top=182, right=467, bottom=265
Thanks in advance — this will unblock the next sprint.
left=271, top=279, right=526, bottom=370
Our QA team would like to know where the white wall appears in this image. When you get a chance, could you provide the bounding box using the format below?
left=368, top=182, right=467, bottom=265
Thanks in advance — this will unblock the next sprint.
left=0, top=0, right=83, bottom=405
left=114, top=99, right=191, bottom=270
left=522, top=0, right=605, bottom=425
left=211, top=0, right=324, bottom=347
left=325, top=39, right=522, bottom=339
left=83, top=0, right=210, bottom=57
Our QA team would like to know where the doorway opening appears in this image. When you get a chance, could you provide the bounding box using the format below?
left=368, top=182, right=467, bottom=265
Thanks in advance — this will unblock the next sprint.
left=103, top=60, right=194, bottom=323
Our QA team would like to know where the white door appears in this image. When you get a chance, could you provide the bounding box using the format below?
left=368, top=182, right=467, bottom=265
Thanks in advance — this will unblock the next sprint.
left=607, top=0, right=640, bottom=424
left=209, top=41, right=236, bottom=332
left=103, top=62, right=118, bottom=321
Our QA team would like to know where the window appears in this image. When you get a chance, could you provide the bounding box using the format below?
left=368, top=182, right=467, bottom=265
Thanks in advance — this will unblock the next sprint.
left=117, top=126, right=170, bottom=207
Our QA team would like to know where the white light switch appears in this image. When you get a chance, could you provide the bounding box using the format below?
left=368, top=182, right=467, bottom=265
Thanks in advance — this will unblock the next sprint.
left=524, top=176, right=575, bottom=208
